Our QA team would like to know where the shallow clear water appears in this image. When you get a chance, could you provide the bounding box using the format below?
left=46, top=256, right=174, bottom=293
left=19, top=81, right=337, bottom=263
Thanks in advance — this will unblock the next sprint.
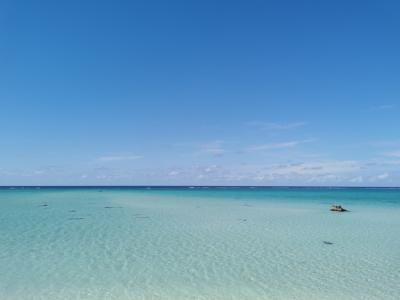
left=1, top=187, right=399, bottom=299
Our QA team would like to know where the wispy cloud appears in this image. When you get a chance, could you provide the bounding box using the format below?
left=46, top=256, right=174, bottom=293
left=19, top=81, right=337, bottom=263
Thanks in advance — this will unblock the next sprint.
left=130, top=160, right=376, bottom=185
left=369, top=140, right=400, bottom=148
left=184, top=160, right=392, bottom=184
left=168, top=170, right=180, bottom=176
left=383, top=150, right=400, bottom=158
left=247, top=121, right=306, bottom=130
left=97, top=155, right=142, bottom=162
left=350, top=176, right=364, bottom=183
left=376, top=173, right=389, bottom=180
left=4, top=157, right=397, bottom=185
left=246, top=139, right=313, bottom=152
left=199, top=140, right=225, bottom=157
left=369, top=104, right=396, bottom=111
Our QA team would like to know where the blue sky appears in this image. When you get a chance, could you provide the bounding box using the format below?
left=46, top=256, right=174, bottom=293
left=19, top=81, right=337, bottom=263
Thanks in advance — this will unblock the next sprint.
left=1, top=0, right=399, bottom=186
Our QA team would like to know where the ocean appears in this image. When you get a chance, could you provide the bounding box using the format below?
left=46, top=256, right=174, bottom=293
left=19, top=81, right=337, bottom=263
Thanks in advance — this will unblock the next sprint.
left=0, top=187, right=399, bottom=299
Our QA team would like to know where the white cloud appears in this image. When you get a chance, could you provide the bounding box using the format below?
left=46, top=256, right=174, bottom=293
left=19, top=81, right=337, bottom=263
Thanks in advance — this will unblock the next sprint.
left=97, top=155, right=142, bottom=162
left=247, top=121, right=306, bottom=130
left=370, top=104, right=396, bottom=111
left=168, top=170, right=180, bottom=176
left=133, top=160, right=367, bottom=185
left=4, top=154, right=398, bottom=185
left=247, top=139, right=312, bottom=152
left=376, top=173, right=389, bottom=180
left=271, top=161, right=361, bottom=175
left=199, top=141, right=225, bottom=157
left=204, top=165, right=218, bottom=173
left=307, top=174, right=339, bottom=183
left=384, top=151, right=400, bottom=158
left=205, top=148, right=225, bottom=156
left=350, top=176, right=363, bottom=183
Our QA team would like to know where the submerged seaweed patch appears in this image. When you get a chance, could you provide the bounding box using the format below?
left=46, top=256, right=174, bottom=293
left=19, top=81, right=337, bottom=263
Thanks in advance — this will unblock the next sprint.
left=323, top=241, right=334, bottom=245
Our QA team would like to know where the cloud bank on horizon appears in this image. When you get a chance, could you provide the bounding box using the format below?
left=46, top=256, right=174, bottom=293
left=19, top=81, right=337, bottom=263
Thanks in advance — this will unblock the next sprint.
left=1, top=0, right=399, bottom=186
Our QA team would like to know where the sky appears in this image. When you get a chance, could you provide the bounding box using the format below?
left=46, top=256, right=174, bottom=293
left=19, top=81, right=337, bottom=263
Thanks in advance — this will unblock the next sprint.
left=1, top=0, right=399, bottom=186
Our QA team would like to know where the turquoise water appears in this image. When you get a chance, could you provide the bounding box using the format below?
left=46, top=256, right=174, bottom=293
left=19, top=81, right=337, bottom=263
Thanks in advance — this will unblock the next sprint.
left=0, top=187, right=399, bottom=299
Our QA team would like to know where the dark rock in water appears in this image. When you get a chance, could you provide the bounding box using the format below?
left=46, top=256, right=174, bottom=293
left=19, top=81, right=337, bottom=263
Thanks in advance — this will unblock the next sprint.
left=323, top=241, right=334, bottom=245
left=330, top=205, right=348, bottom=212
left=69, top=210, right=76, bottom=213
left=39, top=204, right=48, bottom=207
left=68, top=217, right=85, bottom=220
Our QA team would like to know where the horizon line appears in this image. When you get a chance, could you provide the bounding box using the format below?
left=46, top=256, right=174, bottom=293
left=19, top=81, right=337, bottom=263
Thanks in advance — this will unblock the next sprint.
left=1, top=185, right=400, bottom=189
